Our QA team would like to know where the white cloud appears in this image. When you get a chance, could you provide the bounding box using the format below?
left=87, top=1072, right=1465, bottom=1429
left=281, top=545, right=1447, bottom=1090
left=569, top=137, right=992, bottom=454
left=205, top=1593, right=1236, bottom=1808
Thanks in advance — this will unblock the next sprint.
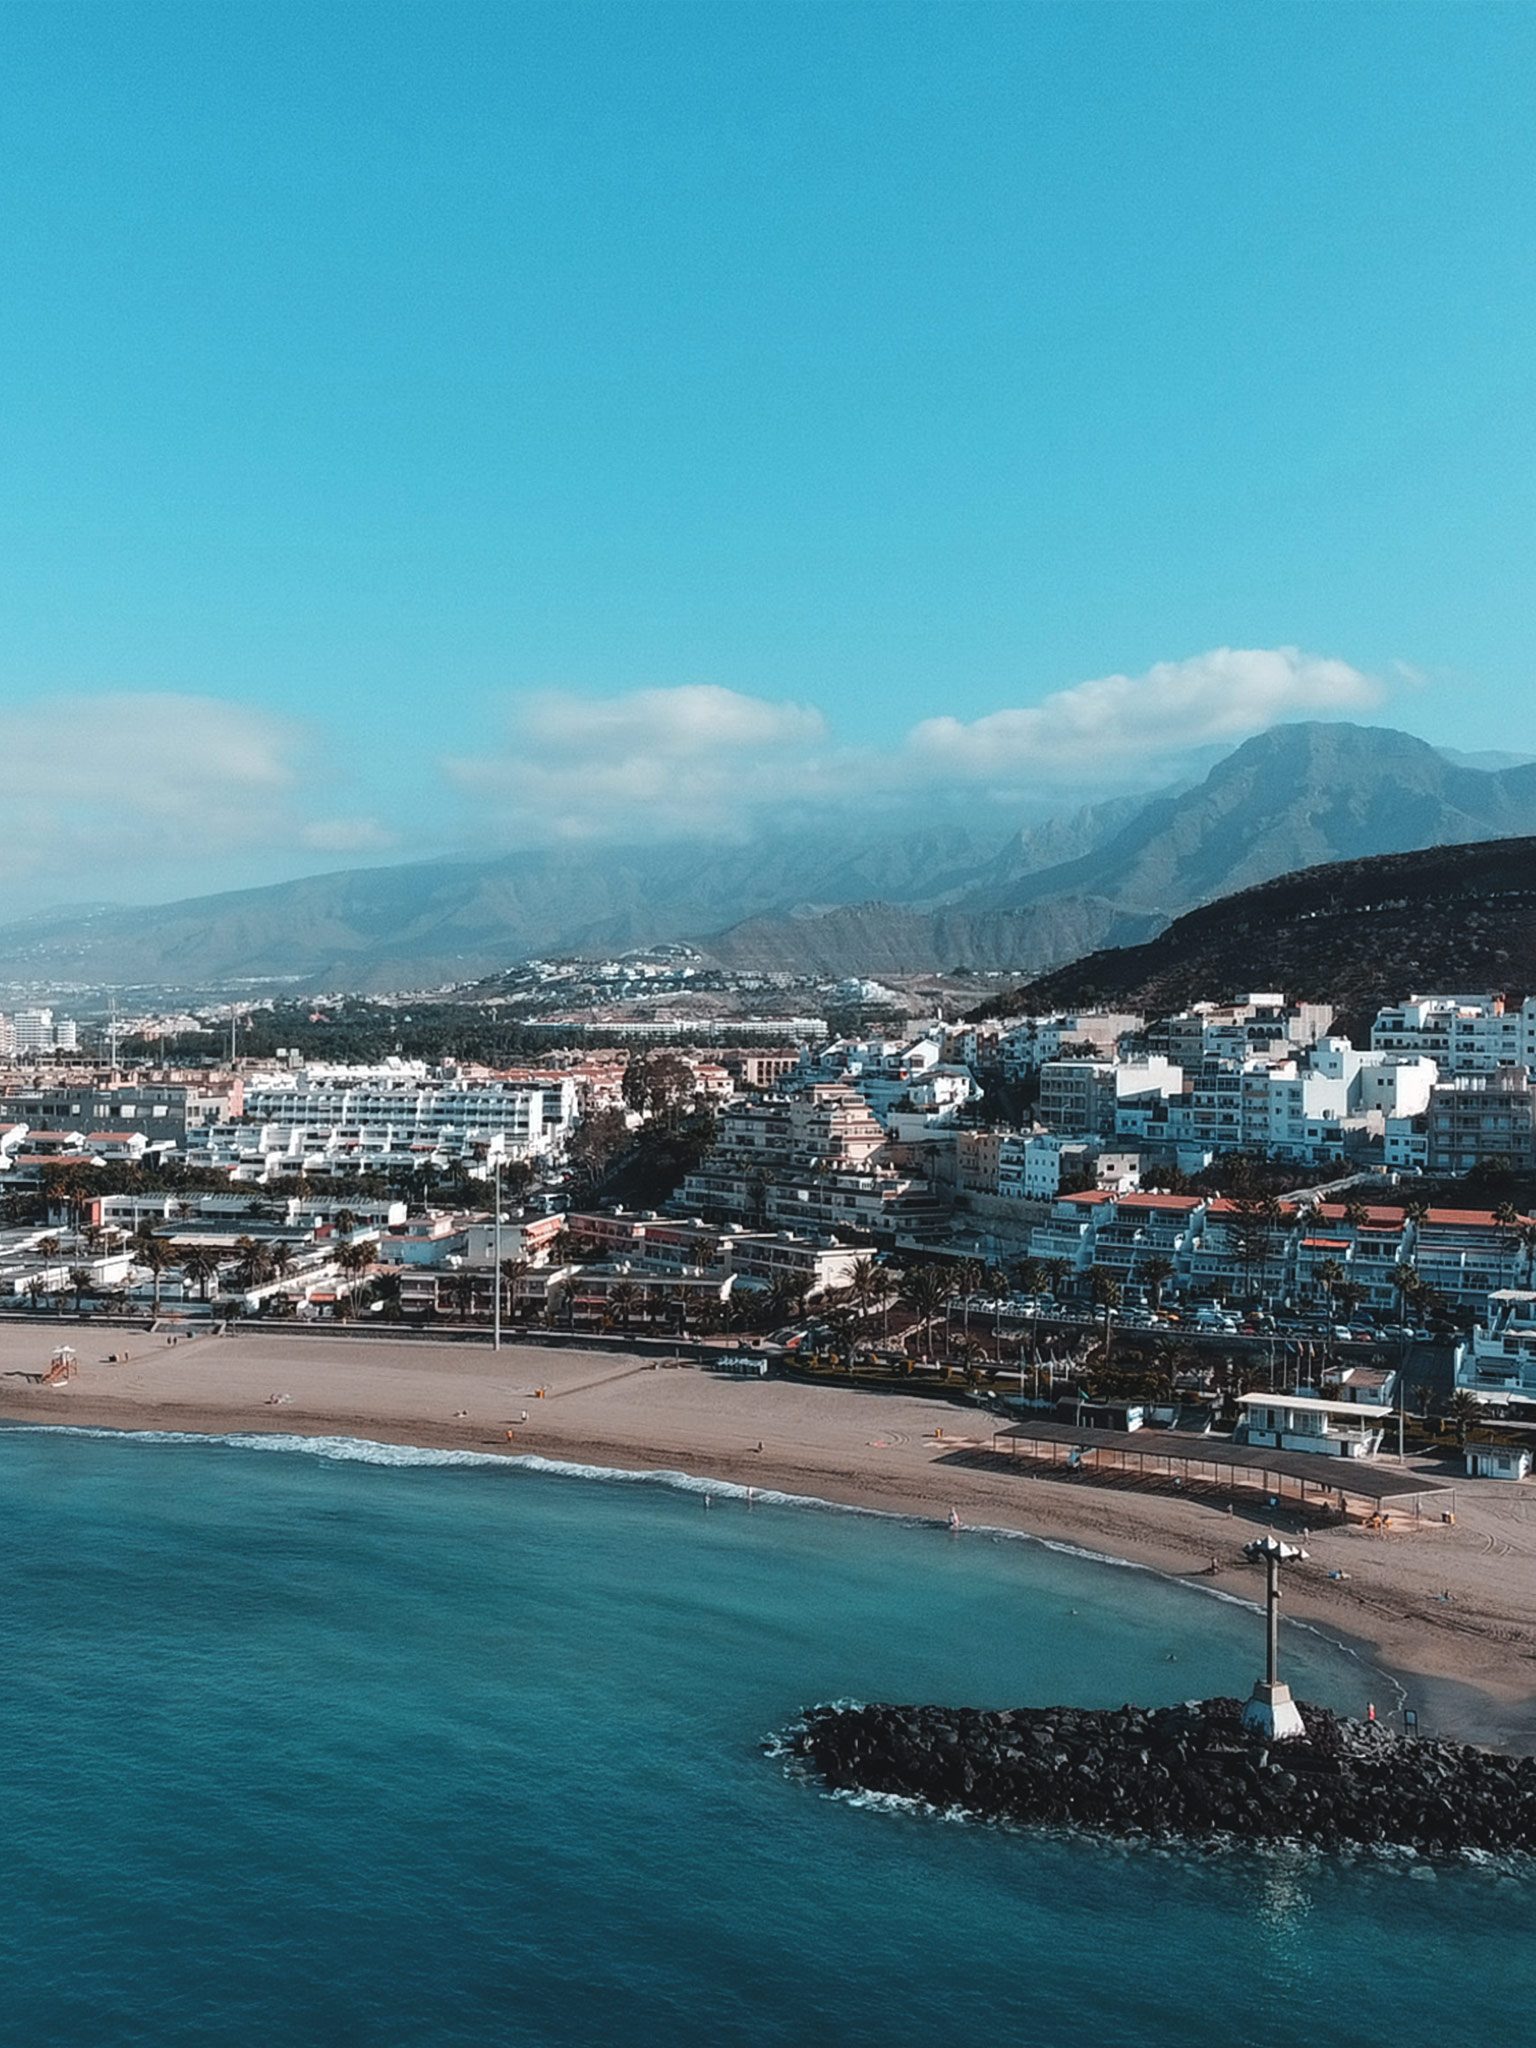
left=905, top=648, right=1384, bottom=785
left=0, top=692, right=395, bottom=904
left=447, top=684, right=829, bottom=840
left=299, top=817, right=399, bottom=855
left=449, top=649, right=1387, bottom=843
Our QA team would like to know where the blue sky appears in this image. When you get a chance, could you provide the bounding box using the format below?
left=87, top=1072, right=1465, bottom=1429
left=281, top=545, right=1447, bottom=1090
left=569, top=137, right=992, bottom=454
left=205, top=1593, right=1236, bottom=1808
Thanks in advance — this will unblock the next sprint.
left=2, top=2, right=1533, bottom=905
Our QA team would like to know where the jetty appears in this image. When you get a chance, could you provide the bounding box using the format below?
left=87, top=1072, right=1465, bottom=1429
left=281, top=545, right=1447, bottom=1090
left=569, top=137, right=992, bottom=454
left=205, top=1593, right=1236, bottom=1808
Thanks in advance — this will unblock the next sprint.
left=780, top=1696, right=1536, bottom=1857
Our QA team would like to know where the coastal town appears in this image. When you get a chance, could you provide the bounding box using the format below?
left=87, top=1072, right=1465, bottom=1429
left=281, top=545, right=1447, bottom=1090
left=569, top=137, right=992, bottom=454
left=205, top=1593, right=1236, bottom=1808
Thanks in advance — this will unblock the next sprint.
left=12, top=10, right=1535, bottom=2044
left=3, top=984, right=1536, bottom=1491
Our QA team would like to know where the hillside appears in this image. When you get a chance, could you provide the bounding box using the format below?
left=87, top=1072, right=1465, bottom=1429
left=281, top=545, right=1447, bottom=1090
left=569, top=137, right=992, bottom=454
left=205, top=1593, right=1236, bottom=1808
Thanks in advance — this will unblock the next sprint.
left=975, top=834, right=1536, bottom=1027
left=0, top=810, right=1128, bottom=993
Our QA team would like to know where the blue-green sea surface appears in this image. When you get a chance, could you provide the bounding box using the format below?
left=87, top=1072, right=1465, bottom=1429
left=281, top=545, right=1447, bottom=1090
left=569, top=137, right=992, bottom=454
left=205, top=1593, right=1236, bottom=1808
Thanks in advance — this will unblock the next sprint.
left=1, top=1427, right=1531, bottom=2048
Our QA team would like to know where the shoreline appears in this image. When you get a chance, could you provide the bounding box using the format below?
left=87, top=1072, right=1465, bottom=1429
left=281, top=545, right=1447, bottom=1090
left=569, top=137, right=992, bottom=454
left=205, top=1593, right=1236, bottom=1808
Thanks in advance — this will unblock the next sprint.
left=3, top=1321, right=1534, bottom=1751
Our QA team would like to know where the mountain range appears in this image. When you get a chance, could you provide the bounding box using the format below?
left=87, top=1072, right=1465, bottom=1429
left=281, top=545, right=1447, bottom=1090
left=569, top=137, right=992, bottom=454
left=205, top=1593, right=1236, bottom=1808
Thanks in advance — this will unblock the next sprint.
left=5, top=722, right=1536, bottom=992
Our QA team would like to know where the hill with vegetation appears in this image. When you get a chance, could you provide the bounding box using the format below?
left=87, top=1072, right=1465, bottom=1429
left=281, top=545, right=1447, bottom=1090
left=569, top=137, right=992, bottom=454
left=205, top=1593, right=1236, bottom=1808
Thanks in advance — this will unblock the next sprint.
left=974, top=834, right=1536, bottom=1030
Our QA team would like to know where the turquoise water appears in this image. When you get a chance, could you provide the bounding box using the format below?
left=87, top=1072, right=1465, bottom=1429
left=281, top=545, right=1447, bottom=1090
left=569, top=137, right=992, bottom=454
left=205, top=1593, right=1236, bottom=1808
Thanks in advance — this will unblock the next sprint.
left=1, top=1428, right=1532, bottom=2047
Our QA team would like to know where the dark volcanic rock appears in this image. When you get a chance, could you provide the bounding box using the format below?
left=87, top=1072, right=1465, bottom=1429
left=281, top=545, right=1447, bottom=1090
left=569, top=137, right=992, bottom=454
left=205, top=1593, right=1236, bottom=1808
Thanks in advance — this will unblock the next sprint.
left=776, top=1698, right=1536, bottom=1860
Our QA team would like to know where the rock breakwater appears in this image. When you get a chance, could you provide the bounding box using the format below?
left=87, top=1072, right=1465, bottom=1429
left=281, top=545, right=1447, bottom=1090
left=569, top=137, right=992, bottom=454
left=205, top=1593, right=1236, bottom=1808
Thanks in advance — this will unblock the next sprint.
left=780, top=1697, right=1536, bottom=1858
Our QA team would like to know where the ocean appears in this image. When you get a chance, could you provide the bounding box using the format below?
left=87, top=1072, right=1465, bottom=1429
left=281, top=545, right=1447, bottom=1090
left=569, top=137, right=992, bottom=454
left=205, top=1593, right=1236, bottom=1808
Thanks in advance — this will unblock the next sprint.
left=1, top=1426, right=1531, bottom=2047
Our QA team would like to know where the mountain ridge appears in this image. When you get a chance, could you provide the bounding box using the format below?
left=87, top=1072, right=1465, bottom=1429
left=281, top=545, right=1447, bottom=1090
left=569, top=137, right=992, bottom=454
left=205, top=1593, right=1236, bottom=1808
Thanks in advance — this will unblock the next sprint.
left=3, top=722, right=1535, bottom=991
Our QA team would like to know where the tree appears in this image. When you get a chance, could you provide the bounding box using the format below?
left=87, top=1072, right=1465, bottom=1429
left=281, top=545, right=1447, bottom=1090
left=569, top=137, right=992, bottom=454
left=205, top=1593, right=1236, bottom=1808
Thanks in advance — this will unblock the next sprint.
left=1087, top=1266, right=1122, bottom=1365
left=335, top=1240, right=374, bottom=1299
left=621, top=1051, right=697, bottom=1126
left=897, top=1264, right=949, bottom=1360
left=1015, top=1258, right=1047, bottom=1298
left=946, top=1259, right=984, bottom=1350
left=137, top=1236, right=173, bottom=1314
left=1389, top=1262, right=1421, bottom=1318
left=1140, top=1253, right=1174, bottom=1310
left=1313, top=1257, right=1345, bottom=1318
left=1447, top=1389, right=1481, bottom=1447
left=181, top=1245, right=221, bottom=1301
left=565, top=1107, right=631, bottom=1192
left=67, top=1265, right=93, bottom=1313
left=499, top=1256, right=530, bottom=1323
left=608, top=1279, right=640, bottom=1331
left=232, top=1236, right=275, bottom=1291
left=1229, top=1193, right=1282, bottom=1302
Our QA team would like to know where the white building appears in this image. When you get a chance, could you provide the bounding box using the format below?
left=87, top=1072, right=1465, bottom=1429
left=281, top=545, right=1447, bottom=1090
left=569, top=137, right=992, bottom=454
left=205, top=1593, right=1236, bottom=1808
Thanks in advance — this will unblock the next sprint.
left=192, top=1062, right=579, bottom=1179
left=1371, top=994, right=1536, bottom=1076
left=1454, top=1291, right=1536, bottom=1412
left=1232, top=1391, right=1390, bottom=1459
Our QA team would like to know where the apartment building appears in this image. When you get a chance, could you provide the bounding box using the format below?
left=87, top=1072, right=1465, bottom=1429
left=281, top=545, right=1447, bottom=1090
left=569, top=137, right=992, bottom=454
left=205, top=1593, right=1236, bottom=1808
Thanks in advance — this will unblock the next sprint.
left=1371, top=994, right=1536, bottom=1075
left=188, top=1062, right=580, bottom=1180
left=1423, top=1067, right=1536, bottom=1175
left=1146, top=996, right=1333, bottom=1067
left=0, top=1079, right=229, bottom=1145
left=998, top=1011, right=1143, bottom=1080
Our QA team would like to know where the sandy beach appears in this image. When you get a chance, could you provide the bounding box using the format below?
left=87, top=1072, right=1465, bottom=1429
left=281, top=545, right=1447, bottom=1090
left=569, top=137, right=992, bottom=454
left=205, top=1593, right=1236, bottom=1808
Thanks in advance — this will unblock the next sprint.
left=3, top=1319, right=1533, bottom=1749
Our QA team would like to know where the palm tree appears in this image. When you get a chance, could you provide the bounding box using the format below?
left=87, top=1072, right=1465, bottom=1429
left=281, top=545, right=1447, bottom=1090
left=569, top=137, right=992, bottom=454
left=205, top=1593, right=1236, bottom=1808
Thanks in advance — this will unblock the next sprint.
left=137, top=1236, right=172, bottom=1315
left=1042, top=1259, right=1070, bottom=1303
left=898, top=1264, right=949, bottom=1361
left=1313, top=1256, right=1345, bottom=1319
left=499, top=1256, right=530, bottom=1324
left=847, top=1256, right=886, bottom=1334
left=67, top=1265, right=93, bottom=1313
left=1140, top=1253, right=1174, bottom=1311
left=181, top=1245, right=221, bottom=1301
left=232, top=1236, right=275, bottom=1291
left=336, top=1240, right=374, bottom=1290
left=1015, top=1258, right=1047, bottom=1299
left=1447, top=1389, right=1481, bottom=1448
left=1389, top=1261, right=1421, bottom=1319
left=269, top=1242, right=294, bottom=1280
left=1087, top=1265, right=1122, bottom=1364
left=1335, top=1280, right=1367, bottom=1322
left=608, top=1279, right=640, bottom=1331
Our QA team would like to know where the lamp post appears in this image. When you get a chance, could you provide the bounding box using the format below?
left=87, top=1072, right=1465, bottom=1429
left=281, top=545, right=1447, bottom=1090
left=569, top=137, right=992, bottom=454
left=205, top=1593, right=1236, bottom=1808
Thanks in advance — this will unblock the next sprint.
left=1241, top=1536, right=1309, bottom=1740
left=492, top=1154, right=502, bottom=1354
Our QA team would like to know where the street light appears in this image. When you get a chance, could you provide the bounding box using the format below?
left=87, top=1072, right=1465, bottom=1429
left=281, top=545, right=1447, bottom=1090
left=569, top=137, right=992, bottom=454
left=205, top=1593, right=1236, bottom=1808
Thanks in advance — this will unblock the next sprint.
left=1241, top=1536, right=1309, bottom=1740
left=492, top=1154, right=502, bottom=1353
